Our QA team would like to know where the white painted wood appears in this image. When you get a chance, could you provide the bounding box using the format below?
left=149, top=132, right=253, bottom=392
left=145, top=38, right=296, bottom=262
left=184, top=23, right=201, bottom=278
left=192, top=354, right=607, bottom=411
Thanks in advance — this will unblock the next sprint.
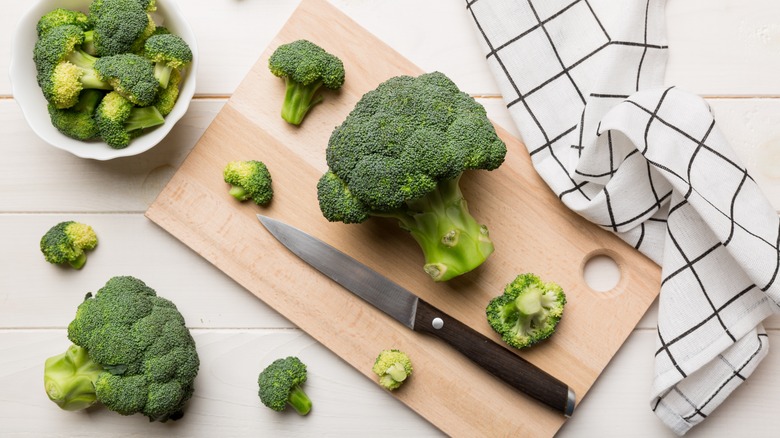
left=3, top=0, right=780, bottom=436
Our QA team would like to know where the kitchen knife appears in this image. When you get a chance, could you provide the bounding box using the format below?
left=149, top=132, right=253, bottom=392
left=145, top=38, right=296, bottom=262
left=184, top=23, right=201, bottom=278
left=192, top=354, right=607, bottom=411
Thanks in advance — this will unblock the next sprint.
left=257, top=214, right=576, bottom=416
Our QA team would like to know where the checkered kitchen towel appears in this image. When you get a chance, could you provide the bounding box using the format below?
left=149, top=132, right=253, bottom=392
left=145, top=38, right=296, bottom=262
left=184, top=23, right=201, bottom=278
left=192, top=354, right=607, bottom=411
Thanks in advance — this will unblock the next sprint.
left=465, top=0, right=780, bottom=435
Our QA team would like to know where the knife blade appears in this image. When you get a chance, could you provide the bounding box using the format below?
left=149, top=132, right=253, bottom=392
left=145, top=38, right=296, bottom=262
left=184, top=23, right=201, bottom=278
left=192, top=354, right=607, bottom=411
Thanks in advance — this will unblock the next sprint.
left=257, top=214, right=576, bottom=416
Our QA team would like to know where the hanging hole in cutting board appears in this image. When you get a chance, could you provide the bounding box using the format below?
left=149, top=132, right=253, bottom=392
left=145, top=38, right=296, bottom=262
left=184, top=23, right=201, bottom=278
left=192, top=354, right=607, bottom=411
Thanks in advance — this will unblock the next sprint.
left=582, top=252, right=621, bottom=293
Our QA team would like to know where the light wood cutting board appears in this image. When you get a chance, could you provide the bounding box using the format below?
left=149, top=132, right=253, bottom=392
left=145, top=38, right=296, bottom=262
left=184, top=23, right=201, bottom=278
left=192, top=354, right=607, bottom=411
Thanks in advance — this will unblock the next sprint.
left=146, top=0, right=661, bottom=435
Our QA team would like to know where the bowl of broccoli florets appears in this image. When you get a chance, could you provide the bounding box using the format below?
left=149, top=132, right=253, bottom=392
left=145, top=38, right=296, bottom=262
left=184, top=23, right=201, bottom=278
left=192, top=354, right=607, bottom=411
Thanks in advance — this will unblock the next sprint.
left=9, top=0, right=197, bottom=160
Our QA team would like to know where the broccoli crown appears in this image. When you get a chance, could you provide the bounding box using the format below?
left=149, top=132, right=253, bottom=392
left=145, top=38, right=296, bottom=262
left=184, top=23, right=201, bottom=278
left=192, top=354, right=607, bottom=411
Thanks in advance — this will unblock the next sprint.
left=153, top=68, right=181, bottom=116
left=372, top=349, right=412, bottom=391
left=48, top=89, right=105, bottom=140
left=94, top=53, right=160, bottom=106
left=257, top=356, right=311, bottom=415
left=89, top=0, right=154, bottom=56
left=486, top=273, right=567, bottom=349
left=223, top=160, right=274, bottom=205
left=65, top=276, right=200, bottom=421
left=144, top=34, right=193, bottom=69
left=40, top=221, right=98, bottom=269
left=36, top=8, right=91, bottom=36
left=317, top=72, right=506, bottom=281
left=268, top=39, right=345, bottom=89
left=95, top=91, right=164, bottom=148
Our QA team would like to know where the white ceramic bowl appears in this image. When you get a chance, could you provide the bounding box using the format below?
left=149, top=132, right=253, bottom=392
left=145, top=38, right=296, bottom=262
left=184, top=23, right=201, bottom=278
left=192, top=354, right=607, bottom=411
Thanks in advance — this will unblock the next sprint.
left=9, top=0, right=198, bottom=160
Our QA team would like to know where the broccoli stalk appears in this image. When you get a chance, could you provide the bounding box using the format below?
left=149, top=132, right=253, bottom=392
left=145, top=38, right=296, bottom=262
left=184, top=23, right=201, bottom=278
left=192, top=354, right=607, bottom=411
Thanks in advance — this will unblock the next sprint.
left=44, top=344, right=103, bottom=411
left=280, top=78, right=324, bottom=126
left=257, top=357, right=311, bottom=415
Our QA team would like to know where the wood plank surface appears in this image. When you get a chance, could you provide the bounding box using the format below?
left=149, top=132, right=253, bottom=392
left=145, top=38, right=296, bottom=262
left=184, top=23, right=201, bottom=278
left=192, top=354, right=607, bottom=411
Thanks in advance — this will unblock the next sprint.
left=145, top=0, right=661, bottom=436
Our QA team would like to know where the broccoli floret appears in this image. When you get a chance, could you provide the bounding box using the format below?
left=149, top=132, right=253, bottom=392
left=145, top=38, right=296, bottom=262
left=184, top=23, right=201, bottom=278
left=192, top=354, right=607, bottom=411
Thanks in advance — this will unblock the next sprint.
left=48, top=89, right=105, bottom=140
left=372, top=350, right=412, bottom=391
left=486, top=273, right=567, bottom=349
left=223, top=160, right=274, bottom=205
left=44, top=276, right=200, bottom=421
left=33, top=25, right=112, bottom=109
left=268, top=39, right=345, bottom=125
left=89, top=0, right=155, bottom=56
left=95, top=91, right=164, bottom=148
left=40, top=221, right=98, bottom=269
left=316, top=72, right=506, bottom=282
left=144, top=34, right=192, bottom=88
left=94, top=53, right=160, bottom=106
left=257, top=357, right=311, bottom=415
left=36, top=8, right=91, bottom=36
left=153, top=68, right=181, bottom=116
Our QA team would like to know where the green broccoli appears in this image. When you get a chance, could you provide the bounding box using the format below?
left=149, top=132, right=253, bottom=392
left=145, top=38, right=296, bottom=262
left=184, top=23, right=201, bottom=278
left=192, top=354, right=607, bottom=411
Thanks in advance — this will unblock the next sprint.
left=33, top=24, right=112, bottom=109
left=372, top=350, right=412, bottom=391
left=223, top=160, right=274, bottom=205
left=144, top=33, right=192, bottom=88
left=44, top=276, right=200, bottom=421
left=36, top=8, right=91, bottom=36
left=48, top=89, right=105, bottom=140
left=257, top=356, right=312, bottom=415
left=316, top=72, right=506, bottom=282
left=89, top=0, right=156, bottom=57
left=486, top=273, right=567, bottom=349
left=95, top=91, right=165, bottom=148
left=153, top=68, right=181, bottom=116
left=39, top=221, right=98, bottom=269
left=94, top=53, right=160, bottom=106
left=268, top=39, right=345, bottom=125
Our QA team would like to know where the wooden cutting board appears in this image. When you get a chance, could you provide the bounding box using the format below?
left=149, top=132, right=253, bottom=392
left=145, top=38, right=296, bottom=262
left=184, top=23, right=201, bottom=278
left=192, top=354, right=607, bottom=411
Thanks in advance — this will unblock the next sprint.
left=146, top=0, right=661, bottom=435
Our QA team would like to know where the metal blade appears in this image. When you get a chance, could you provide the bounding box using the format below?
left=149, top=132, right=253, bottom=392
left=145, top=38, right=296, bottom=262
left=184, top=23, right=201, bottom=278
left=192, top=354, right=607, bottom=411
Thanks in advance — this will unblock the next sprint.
left=257, top=215, right=419, bottom=328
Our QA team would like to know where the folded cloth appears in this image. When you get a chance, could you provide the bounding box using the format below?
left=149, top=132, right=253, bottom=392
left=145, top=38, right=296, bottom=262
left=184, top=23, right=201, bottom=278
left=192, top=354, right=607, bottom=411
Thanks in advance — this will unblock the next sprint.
left=465, top=0, right=780, bottom=434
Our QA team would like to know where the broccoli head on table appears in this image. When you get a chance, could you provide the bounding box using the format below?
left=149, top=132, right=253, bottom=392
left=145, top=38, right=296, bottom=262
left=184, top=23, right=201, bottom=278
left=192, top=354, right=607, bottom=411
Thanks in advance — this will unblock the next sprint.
left=257, top=356, right=311, bottom=415
left=40, top=221, right=98, bottom=269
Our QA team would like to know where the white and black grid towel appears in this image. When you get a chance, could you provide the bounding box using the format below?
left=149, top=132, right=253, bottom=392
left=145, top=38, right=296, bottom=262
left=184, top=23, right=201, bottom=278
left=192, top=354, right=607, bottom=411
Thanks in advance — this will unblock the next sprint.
left=465, top=0, right=780, bottom=434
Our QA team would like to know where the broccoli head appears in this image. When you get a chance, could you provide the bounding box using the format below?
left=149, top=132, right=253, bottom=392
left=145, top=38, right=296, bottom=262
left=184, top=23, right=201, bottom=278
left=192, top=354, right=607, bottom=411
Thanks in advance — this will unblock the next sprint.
left=36, top=8, right=91, bottom=36
left=268, top=39, right=345, bottom=125
left=316, top=72, right=506, bottom=282
left=257, top=356, right=311, bottom=415
left=40, top=221, right=98, bottom=269
left=372, top=349, right=412, bottom=391
left=48, top=89, right=105, bottom=140
left=486, top=273, right=567, bottom=349
left=94, top=53, right=160, bottom=106
left=144, top=33, right=192, bottom=88
left=44, top=276, right=200, bottom=421
left=95, top=91, right=165, bottom=148
left=89, top=0, right=156, bottom=57
left=223, top=160, right=274, bottom=205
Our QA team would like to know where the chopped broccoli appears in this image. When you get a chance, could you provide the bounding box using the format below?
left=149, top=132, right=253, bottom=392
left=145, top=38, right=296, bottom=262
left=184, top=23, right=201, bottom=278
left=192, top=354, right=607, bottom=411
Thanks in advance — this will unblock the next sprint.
left=316, top=72, right=506, bottom=282
left=486, top=273, right=567, bottom=349
left=144, top=33, right=192, bottom=88
left=95, top=91, right=165, bottom=148
left=33, top=24, right=112, bottom=109
left=153, top=67, right=181, bottom=116
left=257, top=356, right=312, bottom=415
left=44, top=276, right=200, bottom=421
left=94, top=53, right=160, bottom=106
left=268, top=39, right=345, bottom=125
left=48, top=89, right=105, bottom=140
left=223, top=160, right=274, bottom=205
left=372, top=349, right=412, bottom=391
left=89, top=0, right=155, bottom=56
left=36, top=8, right=91, bottom=36
left=39, top=221, right=98, bottom=269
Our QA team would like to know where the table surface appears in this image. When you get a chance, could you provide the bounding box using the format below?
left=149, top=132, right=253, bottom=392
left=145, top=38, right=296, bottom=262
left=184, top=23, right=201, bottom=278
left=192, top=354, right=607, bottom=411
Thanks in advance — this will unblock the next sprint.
left=3, top=1, right=780, bottom=437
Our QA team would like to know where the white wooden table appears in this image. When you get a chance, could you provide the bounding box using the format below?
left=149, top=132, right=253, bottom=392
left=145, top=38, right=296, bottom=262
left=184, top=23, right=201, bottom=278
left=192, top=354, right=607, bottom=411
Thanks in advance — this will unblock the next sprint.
left=3, top=1, right=780, bottom=436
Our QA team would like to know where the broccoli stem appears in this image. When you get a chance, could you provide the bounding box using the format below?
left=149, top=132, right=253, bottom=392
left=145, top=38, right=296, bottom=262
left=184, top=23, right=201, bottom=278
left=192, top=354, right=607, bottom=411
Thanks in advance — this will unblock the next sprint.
left=82, top=30, right=96, bottom=55
left=44, top=344, right=103, bottom=411
left=153, top=63, right=173, bottom=89
left=389, top=175, right=494, bottom=281
left=69, top=252, right=88, bottom=270
left=287, top=385, right=312, bottom=415
left=65, top=50, right=112, bottom=90
left=228, top=185, right=249, bottom=201
left=281, top=78, right=324, bottom=125
left=125, top=106, right=165, bottom=131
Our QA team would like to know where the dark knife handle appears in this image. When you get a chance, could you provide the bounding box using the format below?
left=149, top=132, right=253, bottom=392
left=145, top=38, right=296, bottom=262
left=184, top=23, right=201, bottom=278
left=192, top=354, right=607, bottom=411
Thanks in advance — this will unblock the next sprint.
left=413, top=298, right=575, bottom=416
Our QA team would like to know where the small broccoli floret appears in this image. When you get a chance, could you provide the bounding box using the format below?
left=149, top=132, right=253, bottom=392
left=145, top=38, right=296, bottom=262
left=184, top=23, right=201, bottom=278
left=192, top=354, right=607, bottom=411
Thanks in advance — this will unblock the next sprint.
left=153, top=68, right=181, bottom=116
left=94, top=53, right=160, bottom=106
left=144, top=34, right=192, bottom=88
left=44, top=276, right=200, bottom=421
left=486, top=273, right=567, bottom=349
left=40, top=221, right=98, bottom=269
left=317, top=72, right=506, bottom=282
left=89, top=0, right=156, bottom=57
left=268, top=39, right=345, bottom=125
left=372, top=350, right=412, bottom=391
left=223, top=160, right=274, bottom=205
left=95, top=91, right=165, bottom=148
left=48, top=89, right=105, bottom=140
left=36, top=8, right=91, bottom=36
left=257, top=357, right=311, bottom=415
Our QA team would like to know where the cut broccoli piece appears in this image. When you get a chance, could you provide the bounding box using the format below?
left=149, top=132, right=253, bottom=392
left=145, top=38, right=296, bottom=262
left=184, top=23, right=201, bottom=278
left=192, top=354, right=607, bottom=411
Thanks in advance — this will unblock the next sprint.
left=268, top=39, right=345, bottom=125
left=36, top=8, right=91, bottom=37
left=257, top=357, right=311, bottom=415
left=44, top=276, right=200, bottom=421
left=89, top=0, right=156, bottom=56
left=48, top=89, right=105, bottom=140
left=95, top=91, right=164, bottom=148
left=372, top=350, right=412, bottom=391
left=153, top=67, right=181, bottom=116
left=316, top=72, right=506, bottom=281
left=39, top=221, right=98, bottom=269
left=144, top=33, right=192, bottom=88
left=94, top=53, right=160, bottom=106
left=486, top=273, right=567, bottom=349
left=223, top=160, right=274, bottom=205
